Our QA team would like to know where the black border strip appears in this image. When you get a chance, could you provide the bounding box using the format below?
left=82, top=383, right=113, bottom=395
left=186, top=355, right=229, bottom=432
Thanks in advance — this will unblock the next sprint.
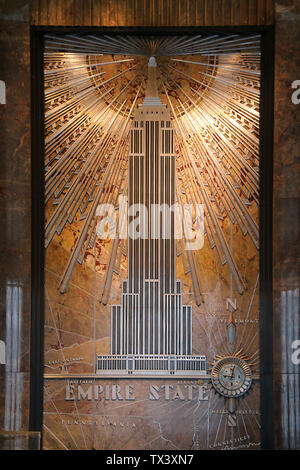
left=30, top=29, right=45, bottom=441
left=30, top=25, right=274, bottom=450
left=259, top=27, right=275, bottom=450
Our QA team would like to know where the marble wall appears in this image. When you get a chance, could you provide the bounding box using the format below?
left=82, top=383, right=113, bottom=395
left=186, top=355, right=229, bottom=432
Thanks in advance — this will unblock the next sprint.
left=29, top=0, right=274, bottom=27
left=0, top=2, right=31, bottom=437
left=0, top=0, right=299, bottom=449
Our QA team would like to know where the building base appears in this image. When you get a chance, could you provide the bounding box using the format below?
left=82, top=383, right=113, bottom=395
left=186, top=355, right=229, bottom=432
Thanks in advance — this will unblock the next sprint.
left=96, top=354, right=207, bottom=377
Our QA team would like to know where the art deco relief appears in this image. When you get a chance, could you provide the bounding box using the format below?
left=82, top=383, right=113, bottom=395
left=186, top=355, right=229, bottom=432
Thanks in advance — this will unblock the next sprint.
left=43, top=33, right=261, bottom=450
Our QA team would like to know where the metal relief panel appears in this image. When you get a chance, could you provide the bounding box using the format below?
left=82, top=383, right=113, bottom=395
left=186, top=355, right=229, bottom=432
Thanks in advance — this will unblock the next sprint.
left=43, top=34, right=261, bottom=450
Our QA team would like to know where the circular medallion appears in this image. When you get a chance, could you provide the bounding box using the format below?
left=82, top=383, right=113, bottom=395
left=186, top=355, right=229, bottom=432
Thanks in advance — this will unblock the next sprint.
left=211, top=356, right=252, bottom=398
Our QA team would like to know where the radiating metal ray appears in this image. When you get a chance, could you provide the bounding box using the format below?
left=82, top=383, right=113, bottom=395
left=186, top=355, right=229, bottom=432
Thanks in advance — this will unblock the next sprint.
left=44, top=33, right=260, bottom=307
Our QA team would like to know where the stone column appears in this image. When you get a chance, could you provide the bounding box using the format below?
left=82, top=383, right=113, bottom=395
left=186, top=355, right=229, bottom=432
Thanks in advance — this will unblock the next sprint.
left=0, top=1, right=31, bottom=442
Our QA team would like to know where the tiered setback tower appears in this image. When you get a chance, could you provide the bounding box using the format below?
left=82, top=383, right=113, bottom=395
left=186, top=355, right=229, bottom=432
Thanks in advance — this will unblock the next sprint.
left=97, top=57, right=206, bottom=376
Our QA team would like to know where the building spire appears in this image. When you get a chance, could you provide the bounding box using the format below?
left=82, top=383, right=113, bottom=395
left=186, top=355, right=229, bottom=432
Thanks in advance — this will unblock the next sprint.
left=142, top=56, right=163, bottom=107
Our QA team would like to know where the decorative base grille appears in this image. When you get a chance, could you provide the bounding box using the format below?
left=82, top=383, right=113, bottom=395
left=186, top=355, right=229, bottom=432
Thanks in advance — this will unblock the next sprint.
left=96, top=354, right=206, bottom=377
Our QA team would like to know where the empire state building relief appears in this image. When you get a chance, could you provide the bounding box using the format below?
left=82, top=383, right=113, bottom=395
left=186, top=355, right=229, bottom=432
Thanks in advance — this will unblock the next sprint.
left=97, top=57, right=206, bottom=377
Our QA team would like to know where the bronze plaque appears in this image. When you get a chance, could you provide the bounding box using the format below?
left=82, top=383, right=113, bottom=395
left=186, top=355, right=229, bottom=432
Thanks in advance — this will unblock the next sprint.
left=43, top=33, right=261, bottom=450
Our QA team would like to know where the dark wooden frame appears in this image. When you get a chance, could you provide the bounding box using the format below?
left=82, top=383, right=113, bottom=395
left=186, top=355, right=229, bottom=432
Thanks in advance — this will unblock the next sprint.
left=30, top=25, right=274, bottom=450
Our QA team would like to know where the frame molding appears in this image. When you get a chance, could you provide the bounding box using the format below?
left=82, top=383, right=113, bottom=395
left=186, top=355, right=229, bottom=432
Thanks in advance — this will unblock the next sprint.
left=30, top=28, right=45, bottom=438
